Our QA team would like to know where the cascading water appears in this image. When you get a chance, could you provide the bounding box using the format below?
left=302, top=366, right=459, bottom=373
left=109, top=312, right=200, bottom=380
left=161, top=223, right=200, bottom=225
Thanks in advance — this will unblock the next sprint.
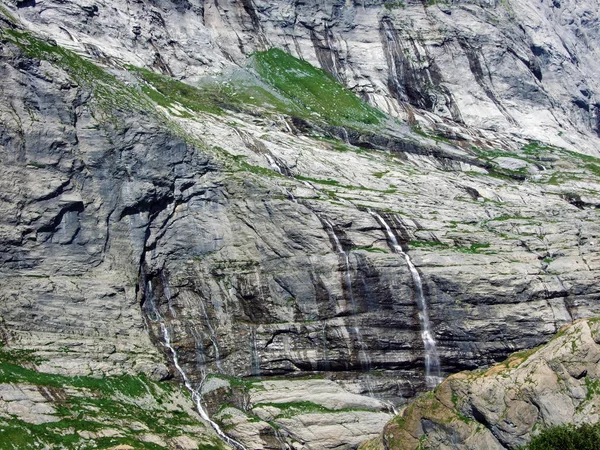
left=250, top=327, right=261, bottom=377
left=323, top=219, right=374, bottom=396
left=265, top=154, right=283, bottom=175
left=369, top=211, right=443, bottom=388
left=144, top=281, right=246, bottom=450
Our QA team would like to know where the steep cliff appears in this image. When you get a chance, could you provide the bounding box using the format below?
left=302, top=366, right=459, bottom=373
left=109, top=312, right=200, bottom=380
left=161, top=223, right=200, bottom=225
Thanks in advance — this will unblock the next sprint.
left=0, top=0, right=599, bottom=448
left=360, top=318, right=600, bottom=450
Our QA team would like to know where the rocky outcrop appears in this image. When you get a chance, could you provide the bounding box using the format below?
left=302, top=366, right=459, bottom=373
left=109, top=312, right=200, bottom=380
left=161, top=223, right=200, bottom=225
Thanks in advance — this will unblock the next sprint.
left=360, top=318, right=600, bottom=450
left=0, top=1, right=600, bottom=448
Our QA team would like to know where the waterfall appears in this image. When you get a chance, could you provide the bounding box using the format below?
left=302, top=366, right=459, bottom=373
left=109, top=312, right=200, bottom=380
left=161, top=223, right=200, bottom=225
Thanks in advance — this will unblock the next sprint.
left=160, top=323, right=247, bottom=450
left=250, top=327, right=261, bottom=376
left=144, top=283, right=246, bottom=450
left=323, top=218, right=372, bottom=375
left=198, top=298, right=224, bottom=372
left=369, top=211, right=442, bottom=388
left=265, top=154, right=283, bottom=175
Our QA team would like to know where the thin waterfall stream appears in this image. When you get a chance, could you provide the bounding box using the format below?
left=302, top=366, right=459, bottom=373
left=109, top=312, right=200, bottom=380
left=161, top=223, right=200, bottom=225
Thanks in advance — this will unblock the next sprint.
left=145, top=281, right=247, bottom=450
left=323, top=218, right=374, bottom=395
left=369, top=211, right=443, bottom=388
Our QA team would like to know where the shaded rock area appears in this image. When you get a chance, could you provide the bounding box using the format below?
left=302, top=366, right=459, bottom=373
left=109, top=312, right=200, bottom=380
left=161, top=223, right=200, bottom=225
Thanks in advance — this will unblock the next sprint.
left=0, top=1, right=599, bottom=449
left=360, top=318, right=600, bottom=450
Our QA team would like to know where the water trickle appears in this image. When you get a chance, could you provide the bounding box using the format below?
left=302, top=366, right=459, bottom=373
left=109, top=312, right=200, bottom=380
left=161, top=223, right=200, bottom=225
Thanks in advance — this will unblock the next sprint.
left=145, top=285, right=246, bottom=450
left=369, top=211, right=442, bottom=388
left=198, top=298, right=224, bottom=373
left=323, top=218, right=372, bottom=374
left=250, top=328, right=261, bottom=376
left=161, top=272, right=177, bottom=318
left=265, top=154, right=283, bottom=175
left=320, top=323, right=331, bottom=371
left=160, top=324, right=247, bottom=450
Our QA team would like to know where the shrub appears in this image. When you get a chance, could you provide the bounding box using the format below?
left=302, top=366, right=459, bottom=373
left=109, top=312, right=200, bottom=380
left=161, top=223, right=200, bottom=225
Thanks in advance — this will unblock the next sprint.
left=520, top=423, right=600, bottom=450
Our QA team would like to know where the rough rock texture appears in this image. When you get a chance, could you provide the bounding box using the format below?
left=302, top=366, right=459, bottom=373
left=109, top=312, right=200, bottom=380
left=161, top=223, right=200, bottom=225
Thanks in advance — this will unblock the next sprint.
left=360, top=319, right=600, bottom=450
left=9, top=0, right=600, bottom=156
left=0, top=0, right=600, bottom=448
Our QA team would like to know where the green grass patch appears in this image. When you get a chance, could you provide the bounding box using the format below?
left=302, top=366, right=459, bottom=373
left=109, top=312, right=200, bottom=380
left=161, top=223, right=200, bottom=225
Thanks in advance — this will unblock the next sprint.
left=521, top=141, right=556, bottom=156
left=294, top=174, right=397, bottom=194
left=409, top=240, right=449, bottom=249
left=239, top=161, right=284, bottom=177
left=3, top=30, right=149, bottom=119
left=0, top=347, right=217, bottom=449
left=488, top=214, right=528, bottom=221
left=384, top=1, right=405, bottom=9
left=585, top=376, right=600, bottom=401
left=585, top=163, right=600, bottom=177
left=295, top=175, right=340, bottom=186
left=0, top=4, right=17, bottom=24
left=351, top=246, right=389, bottom=253
left=130, top=65, right=297, bottom=118
left=412, top=125, right=453, bottom=144
left=455, top=243, right=491, bottom=254
left=254, top=401, right=372, bottom=419
left=252, top=48, right=385, bottom=127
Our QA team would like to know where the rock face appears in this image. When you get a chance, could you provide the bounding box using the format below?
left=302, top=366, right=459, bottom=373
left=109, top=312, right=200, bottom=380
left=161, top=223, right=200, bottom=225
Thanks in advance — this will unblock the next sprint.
left=0, top=0, right=600, bottom=448
left=360, top=318, right=600, bottom=450
left=10, top=0, right=600, bottom=155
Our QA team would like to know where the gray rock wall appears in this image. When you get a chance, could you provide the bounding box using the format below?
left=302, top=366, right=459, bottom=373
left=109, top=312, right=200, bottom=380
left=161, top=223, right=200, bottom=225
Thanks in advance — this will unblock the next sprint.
left=10, top=0, right=600, bottom=155
left=1, top=1, right=600, bottom=448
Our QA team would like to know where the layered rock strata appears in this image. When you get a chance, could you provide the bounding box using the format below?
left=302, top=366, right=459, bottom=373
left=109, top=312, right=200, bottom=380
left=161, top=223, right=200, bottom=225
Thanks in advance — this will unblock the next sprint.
left=0, top=0, right=600, bottom=448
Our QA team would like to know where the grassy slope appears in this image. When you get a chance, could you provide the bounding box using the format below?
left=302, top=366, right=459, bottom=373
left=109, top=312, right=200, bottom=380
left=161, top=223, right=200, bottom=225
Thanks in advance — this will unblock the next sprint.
left=0, top=348, right=226, bottom=450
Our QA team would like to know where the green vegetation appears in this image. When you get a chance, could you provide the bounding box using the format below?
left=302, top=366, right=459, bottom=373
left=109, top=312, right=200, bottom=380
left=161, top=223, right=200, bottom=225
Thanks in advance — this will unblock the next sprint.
left=488, top=213, right=528, bottom=221
left=383, top=1, right=406, bottom=9
left=351, top=246, right=389, bottom=253
left=521, top=141, right=600, bottom=183
left=585, top=376, right=600, bottom=401
left=132, top=48, right=386, bottom=129
left=295, top=175, right=341, bottom=186
left=252, top=48, right=385, bottom=127
left=407, top=240, right=492, bottom=254
left=456, top=243, right=491, bottom=254
left=518, top=422, right=600, bottom=450
left=2, top=30, right=149, bottom=119
left=0, top=4, right=17, bottom=24
left=130, top=66, right=223, bottom=116
left=129, top=65, right=301, bottom=119
left=521, top=141, right=556, bottom=156
left=294, top=174, right=397, bottom=193
left=373, top=171, right=389, bottom=178
left=0, top=346, right=221, bottom=450
left=412, top=125, right=453, bottom=144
